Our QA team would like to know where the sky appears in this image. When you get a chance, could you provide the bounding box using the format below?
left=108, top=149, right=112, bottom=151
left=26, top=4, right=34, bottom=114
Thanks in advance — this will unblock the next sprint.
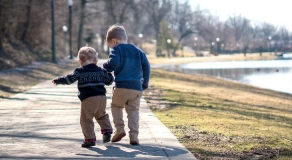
left=189, top=0, right=291, bottom=31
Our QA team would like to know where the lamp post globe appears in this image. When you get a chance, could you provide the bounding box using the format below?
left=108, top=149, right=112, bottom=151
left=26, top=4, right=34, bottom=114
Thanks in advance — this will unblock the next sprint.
left=138, top=33, right=143, bottom=48
left=68, top=0, right=73, bottom=6
left=216, top=38, right=220, bottom=54
left=138, top=33, right=143, bottom=38
left=166, top=39, right=171, bottom=58
left=268, top=36, right=272, bottom=54
left=62, top=25, right=68, bottom=56
left=62, top=26, right=68, bottom=32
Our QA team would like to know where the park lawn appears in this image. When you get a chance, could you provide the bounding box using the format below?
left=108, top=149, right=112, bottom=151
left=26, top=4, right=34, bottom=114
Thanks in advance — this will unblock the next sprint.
left=144, top=68, right=292, bottom=159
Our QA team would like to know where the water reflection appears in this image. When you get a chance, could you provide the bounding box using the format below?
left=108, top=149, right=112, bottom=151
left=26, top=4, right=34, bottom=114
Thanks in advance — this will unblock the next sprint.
left=153, top=60, right=292, bottom=94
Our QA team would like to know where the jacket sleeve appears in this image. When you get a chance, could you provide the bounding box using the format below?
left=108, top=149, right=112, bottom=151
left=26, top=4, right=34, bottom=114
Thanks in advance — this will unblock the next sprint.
left=102, top=69, right=114, bottom=86
left=103, top=48, right=120, bottom=72
left=141, top=54, right=150, bottom=90
left=53, top=69, right=80, bottom=85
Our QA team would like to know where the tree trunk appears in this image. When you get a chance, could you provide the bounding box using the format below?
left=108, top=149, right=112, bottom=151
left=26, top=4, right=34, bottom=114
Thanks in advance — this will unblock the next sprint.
left=21, top=0, right=32, bottom=42
left=107, top=0, right=117, bottom=23
left=171, top=42, right=180, bottom=57
left=101, top=34, right=105, bottom=52
left=78, top=0, right=86, bottom=50
left=0, top=4, right=2, bottom=44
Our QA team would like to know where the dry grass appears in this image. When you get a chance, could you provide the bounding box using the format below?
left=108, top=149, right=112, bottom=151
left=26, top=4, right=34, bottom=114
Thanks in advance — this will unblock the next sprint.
left=144, top=69, right=292, bottom=159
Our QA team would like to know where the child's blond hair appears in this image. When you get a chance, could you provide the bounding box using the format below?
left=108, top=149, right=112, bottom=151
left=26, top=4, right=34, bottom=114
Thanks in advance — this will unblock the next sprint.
left=78, top=46, right=97, bottom=63
left=106, top=24, right=128, bottom=43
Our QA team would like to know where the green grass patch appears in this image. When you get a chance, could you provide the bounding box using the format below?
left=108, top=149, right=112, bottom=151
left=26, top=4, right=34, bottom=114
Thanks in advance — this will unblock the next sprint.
left=145, top=69, right=292, bottom=159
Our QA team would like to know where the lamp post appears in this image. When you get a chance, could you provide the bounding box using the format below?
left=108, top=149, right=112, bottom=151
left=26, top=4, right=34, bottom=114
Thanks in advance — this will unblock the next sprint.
left=51, top=0, right=57, bottom=63
left=194, top=37, right=198, bottom=55
left=237, top=43, right=240, bottom=54
left=268, top=36, right=272, bottom=55
left=211, top=42, right=215, bottom=54
left=68, top=0, right=73, bottom=59
left=62, top=26, right=68, bottom=56
left=167, top=39, right=171, bottom=58
left=138, top=33, right=143, bottom=49
left=216, top=37, right=220, bottom=55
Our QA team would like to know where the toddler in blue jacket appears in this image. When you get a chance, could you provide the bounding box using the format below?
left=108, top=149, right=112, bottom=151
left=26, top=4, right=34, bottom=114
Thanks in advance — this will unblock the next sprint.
left=103, top=25, right=150, bottom=145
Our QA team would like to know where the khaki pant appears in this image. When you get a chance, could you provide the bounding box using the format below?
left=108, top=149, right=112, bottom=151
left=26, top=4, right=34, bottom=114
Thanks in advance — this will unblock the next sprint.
left=111, top=88, right=143, bottom=141
left=80, top=96, right=112, bottom=140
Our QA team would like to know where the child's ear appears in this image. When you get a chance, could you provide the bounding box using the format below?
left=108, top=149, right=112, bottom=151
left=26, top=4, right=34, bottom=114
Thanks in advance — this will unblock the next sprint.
left=113, top=39, right=117, bottom=45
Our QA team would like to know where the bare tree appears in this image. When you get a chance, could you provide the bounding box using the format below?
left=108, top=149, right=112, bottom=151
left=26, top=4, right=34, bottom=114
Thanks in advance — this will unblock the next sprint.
left=261, top=22, right=277, bottom=53
left=251, top=25, right=266, bottom=56
left=261, top=23, right=277, bottom=38
left=240, top=26, right=253, bottom=56
left=21, top=0, right=32, bottom=42
left=143, top=0, right=171, bottom=39
left=279, top=27, right=290, bottom=50
left=104, top=0, right=132, bottom=25
left=128, top=0, right=149, bottom=35
left=196, top=13, right=219, bottom=54
left=77, top=0, right=86, bottom=50
left=168, top=0, right=196, bottom=56
left=227, top=15, right=250, bottom=53
left=143, top=0, right=171, bottom=54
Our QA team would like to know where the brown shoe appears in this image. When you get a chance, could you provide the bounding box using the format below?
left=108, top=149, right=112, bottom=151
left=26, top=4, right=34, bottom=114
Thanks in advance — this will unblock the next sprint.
left=111, top=132, right=126, bottom=142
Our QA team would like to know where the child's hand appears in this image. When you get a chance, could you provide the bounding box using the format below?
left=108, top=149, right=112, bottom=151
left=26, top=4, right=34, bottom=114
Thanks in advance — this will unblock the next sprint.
left=52, top=79, right=57, bottom=85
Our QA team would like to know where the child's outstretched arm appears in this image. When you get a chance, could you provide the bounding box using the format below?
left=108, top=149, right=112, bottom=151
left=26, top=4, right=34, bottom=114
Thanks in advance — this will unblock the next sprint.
left=52, top=69, right=80, bottom=85
left=52, top=80, right=57, bottom=85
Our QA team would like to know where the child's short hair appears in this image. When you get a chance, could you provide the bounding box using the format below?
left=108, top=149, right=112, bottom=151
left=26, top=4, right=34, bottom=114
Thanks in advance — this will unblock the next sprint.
left=106, top=24, right=128, bottom=43
left=78, top=46, right=97, bottom=63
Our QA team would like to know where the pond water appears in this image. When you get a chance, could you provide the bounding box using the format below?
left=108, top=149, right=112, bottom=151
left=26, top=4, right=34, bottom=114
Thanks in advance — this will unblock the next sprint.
left=153, top=60, right=292, bottom=94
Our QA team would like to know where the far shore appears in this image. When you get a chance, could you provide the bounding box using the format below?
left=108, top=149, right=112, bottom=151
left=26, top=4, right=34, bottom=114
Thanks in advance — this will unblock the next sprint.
left=147, top=52, right=277, bottom=65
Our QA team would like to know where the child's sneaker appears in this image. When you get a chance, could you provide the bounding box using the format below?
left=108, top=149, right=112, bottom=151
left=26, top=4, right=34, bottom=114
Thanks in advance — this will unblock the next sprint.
left=130, top=141, right=139, bottom=145
left=130, top=135, right=139, bottom=145
left=81, top=142, right=95, bottom=148
left=111, top=131, right=126, bottom=142
left=103, top=132, right=111, bottom=143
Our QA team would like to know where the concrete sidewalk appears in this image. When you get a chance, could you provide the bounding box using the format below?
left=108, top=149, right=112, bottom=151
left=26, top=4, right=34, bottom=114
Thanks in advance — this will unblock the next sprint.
left=0, top=63, right=196, bottom=159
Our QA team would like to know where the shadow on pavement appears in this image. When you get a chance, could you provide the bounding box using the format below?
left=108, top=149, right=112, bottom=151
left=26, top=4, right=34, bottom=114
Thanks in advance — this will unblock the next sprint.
left=77, top=143, right=189, bottom=158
